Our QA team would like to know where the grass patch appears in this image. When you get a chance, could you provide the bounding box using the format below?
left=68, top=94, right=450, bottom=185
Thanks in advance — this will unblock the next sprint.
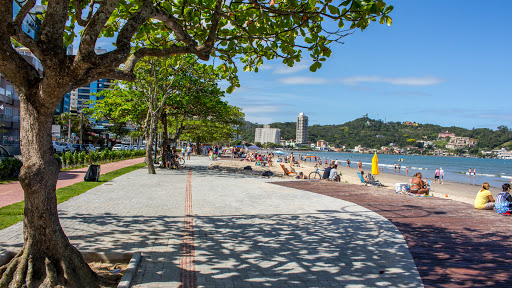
left=0, top=162, right=146, bottom=230
left=0, top=178, right=17, bottom=185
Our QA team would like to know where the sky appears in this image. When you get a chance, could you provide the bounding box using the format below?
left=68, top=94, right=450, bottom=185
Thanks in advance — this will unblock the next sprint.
left=221, top=0, right=512, bottom=130
left=76, top=0, right=512, bottom=130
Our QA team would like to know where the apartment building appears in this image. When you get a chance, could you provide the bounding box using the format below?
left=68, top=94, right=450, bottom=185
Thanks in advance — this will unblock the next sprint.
left=296, top=112, right=308, bottom=144
left=254, top=125, right=280, bottom=144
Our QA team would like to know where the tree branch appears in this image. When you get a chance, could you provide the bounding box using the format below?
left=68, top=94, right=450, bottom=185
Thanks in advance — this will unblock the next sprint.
left=38, top=0, right=70, bottom=61
left=77, top=0, right=120, bottom=60
left=13, top=0, right=36, bottom=28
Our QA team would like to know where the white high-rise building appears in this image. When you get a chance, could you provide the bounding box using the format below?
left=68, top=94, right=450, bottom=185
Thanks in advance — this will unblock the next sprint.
left=255, top=125, right=280, bottom=144
left=296, top=112, right=308, bottom=144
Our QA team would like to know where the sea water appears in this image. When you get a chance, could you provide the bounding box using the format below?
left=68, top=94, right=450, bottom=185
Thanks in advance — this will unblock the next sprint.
left=282, top=151, right=512, bottom=189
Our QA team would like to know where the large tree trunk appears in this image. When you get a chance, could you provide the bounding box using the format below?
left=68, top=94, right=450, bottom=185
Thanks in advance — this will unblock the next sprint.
left=144, top=112, right=158, bottom=174
left=0, top=92, right=98, bottom=287
left=160, top=111, right=168, bottom=168
left=196, top=135, right=201, bottom=155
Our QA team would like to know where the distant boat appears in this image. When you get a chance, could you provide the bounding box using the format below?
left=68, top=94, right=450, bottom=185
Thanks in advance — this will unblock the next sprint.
left=398, top=157, right=404, bottom=162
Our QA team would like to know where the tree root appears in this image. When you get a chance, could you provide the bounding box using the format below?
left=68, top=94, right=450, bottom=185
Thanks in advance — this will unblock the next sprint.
left=0, top=245, right=100, bottom=288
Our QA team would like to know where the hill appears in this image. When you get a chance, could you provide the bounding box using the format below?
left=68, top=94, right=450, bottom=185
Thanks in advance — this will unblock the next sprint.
left=238, top=117, right=512, bottom=152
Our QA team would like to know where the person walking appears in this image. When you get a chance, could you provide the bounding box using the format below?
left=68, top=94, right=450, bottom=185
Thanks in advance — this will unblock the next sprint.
left=434, top=168, right=440, bottom=183
left=440, top=167, right=444, bottom=184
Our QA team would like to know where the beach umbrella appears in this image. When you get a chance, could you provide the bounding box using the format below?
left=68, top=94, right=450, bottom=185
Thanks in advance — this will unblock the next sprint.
left=273, top=150, right=285, bottom=155
left=247, top=145, right=261, bottom=150
left=371, top=153, right=380, bottom=175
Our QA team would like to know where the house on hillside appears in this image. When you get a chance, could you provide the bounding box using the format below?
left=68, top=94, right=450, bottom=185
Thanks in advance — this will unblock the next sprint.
left=445, top=137, right=477, bottom=150
left=438, top=131, right=456, bottom=139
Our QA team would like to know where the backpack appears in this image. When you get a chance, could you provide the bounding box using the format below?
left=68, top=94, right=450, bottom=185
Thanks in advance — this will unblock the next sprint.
left=495, top=192, right=511, bottom=215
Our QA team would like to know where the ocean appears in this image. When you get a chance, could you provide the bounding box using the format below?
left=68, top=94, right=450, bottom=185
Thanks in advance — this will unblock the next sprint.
left=281, top=151, right=512, bottom=189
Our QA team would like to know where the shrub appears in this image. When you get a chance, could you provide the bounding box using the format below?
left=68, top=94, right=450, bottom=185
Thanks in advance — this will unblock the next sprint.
left=0, top=157, right=23, bottom=179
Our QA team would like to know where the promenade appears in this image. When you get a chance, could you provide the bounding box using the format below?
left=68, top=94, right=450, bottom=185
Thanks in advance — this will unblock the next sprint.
left=0, top=157, right=145, bottom=208
left=0, top=156, right=422, bottom=287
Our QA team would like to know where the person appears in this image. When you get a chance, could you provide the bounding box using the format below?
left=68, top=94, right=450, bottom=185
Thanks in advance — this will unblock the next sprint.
left=394, top=163, right=397, bottom=172
left=186, top=145, right=192, bottom=160
left=322, top=165, right=333, bottom=180
left=358, top=160, right=362, bottom=170
left=440, top=167, right=444, bottom=184
left=473, top=168, right=476, bottom=177
left=296, top=171, right=306, bottom=179
left=346, top=159, right=351, bottom=168
left=398, top=163, right=401, bottom=173
left=410, top=172, right=429, bottom=195
left=434, top=168, right=440, bottom=183
left=329, top=164, right=340, bottom=182
left=468, top=168, right=472, bottom=176
left=406, top=166, right=409, bottom=175
left=360, top=170, right=369, bottom=183
left=474, top=182, right=495, bottom=210
left=165, top=145, right=172, bottom=169
left=495, top=183, right=512, bottom=215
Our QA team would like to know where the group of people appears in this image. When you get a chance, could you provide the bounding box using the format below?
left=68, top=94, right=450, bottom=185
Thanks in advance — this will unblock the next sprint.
left=474, top=182, right=512, bottom=215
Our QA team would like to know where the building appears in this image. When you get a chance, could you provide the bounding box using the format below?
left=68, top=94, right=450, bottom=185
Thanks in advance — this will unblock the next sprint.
left=438, top=131, right=456, bottom=139
left=254, top=125, right=280, bottom=144
left=316, top=140, right=328, bottom=148
left=1, top=48, right=43, bottom=147
left=296, top=112, right=308, bottom=144
left=0, top=4, right=44, bottom=149
left=445, top=137, right=477, bottom=150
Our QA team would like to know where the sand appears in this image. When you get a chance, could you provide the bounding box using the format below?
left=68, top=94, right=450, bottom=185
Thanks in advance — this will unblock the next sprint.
left=211, top=156, right=497, bottom=206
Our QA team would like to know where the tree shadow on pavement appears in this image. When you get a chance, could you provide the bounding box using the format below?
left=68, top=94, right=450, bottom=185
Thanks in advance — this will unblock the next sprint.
left=36, top=208, right=422, bottom=288
left=274, top=180, right=512, bottom=288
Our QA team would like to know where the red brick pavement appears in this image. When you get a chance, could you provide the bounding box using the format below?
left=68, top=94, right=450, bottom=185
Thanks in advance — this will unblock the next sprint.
left=273, top=181, right=512, bottom=288
left=0, top=157, right=144, bottom=208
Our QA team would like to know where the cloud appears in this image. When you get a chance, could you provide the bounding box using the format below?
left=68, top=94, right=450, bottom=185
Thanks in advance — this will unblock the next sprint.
left=340, top=76, right=444, bottom=86
left=279, top=76, right=330, bottom=85
left=273, top=62, right=310, bottom=74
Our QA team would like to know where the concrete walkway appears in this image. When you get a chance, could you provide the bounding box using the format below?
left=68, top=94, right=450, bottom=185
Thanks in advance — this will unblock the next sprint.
left=0, top=157, right=145, bottom=208
left=0, top=157, right=422, bottom=287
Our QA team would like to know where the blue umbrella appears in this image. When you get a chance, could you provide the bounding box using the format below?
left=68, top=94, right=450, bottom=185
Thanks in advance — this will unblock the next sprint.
left=273, top=151, right=285, bottom=155
left=247, top=145, right=261, bottom=150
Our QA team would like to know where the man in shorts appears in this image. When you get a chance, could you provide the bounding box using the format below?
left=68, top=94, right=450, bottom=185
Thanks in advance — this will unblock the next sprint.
left=186, top=145, right=192, bottom=160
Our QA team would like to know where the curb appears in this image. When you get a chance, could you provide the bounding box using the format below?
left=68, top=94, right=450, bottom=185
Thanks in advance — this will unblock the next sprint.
left=117, top=252, right=141, bottom=288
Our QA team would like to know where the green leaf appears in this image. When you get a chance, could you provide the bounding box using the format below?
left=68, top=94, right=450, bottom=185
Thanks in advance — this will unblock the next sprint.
left=328, top=5, right=340, bottom=15
left=386, top=16, right=392, bottom=26
left=226, top=86, right=235, bottom=94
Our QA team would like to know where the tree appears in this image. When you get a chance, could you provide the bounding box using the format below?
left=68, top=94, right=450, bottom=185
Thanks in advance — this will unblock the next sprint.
left=0, top=0, right=392, bottom=286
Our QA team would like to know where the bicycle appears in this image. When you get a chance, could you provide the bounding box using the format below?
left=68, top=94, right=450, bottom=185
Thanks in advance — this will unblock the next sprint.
left=309, top=164, right=324, bottom=180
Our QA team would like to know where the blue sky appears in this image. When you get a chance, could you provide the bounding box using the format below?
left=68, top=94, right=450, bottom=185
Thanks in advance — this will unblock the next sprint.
left=80, top=0, right=511, bottom=129
left=223, top=0, right=512, bottom=129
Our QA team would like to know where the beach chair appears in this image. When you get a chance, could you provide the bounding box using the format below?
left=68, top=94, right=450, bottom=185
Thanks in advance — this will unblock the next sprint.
left=367, top=173, right=384, bottom=187
left=289, top=166, right=302, bottom=175
left=357, top=172, right=367, bottom=186
left=280, top=164, right=296, bottom=176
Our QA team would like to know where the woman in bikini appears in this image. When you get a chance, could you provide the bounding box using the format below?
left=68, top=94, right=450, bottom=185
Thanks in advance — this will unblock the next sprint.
left=410, top=172, right=430, bottom=195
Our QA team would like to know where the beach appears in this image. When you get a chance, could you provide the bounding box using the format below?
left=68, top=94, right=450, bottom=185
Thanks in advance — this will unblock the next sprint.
left=210, top=156, right=495, bottom=206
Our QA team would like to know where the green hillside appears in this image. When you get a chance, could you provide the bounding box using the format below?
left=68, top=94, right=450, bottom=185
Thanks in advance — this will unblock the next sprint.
left=239, top=117, right=512, bottom=152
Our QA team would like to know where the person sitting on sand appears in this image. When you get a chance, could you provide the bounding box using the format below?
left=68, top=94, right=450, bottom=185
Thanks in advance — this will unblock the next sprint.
left=495, top=183, right=512, bottom=216
left=329, top=164, right=341, bottom=182
left=322, top=164, right=333, bottom=180
left=410, top=172, right=429, bottom=195
left=474, top=182, right=495, bottom=210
